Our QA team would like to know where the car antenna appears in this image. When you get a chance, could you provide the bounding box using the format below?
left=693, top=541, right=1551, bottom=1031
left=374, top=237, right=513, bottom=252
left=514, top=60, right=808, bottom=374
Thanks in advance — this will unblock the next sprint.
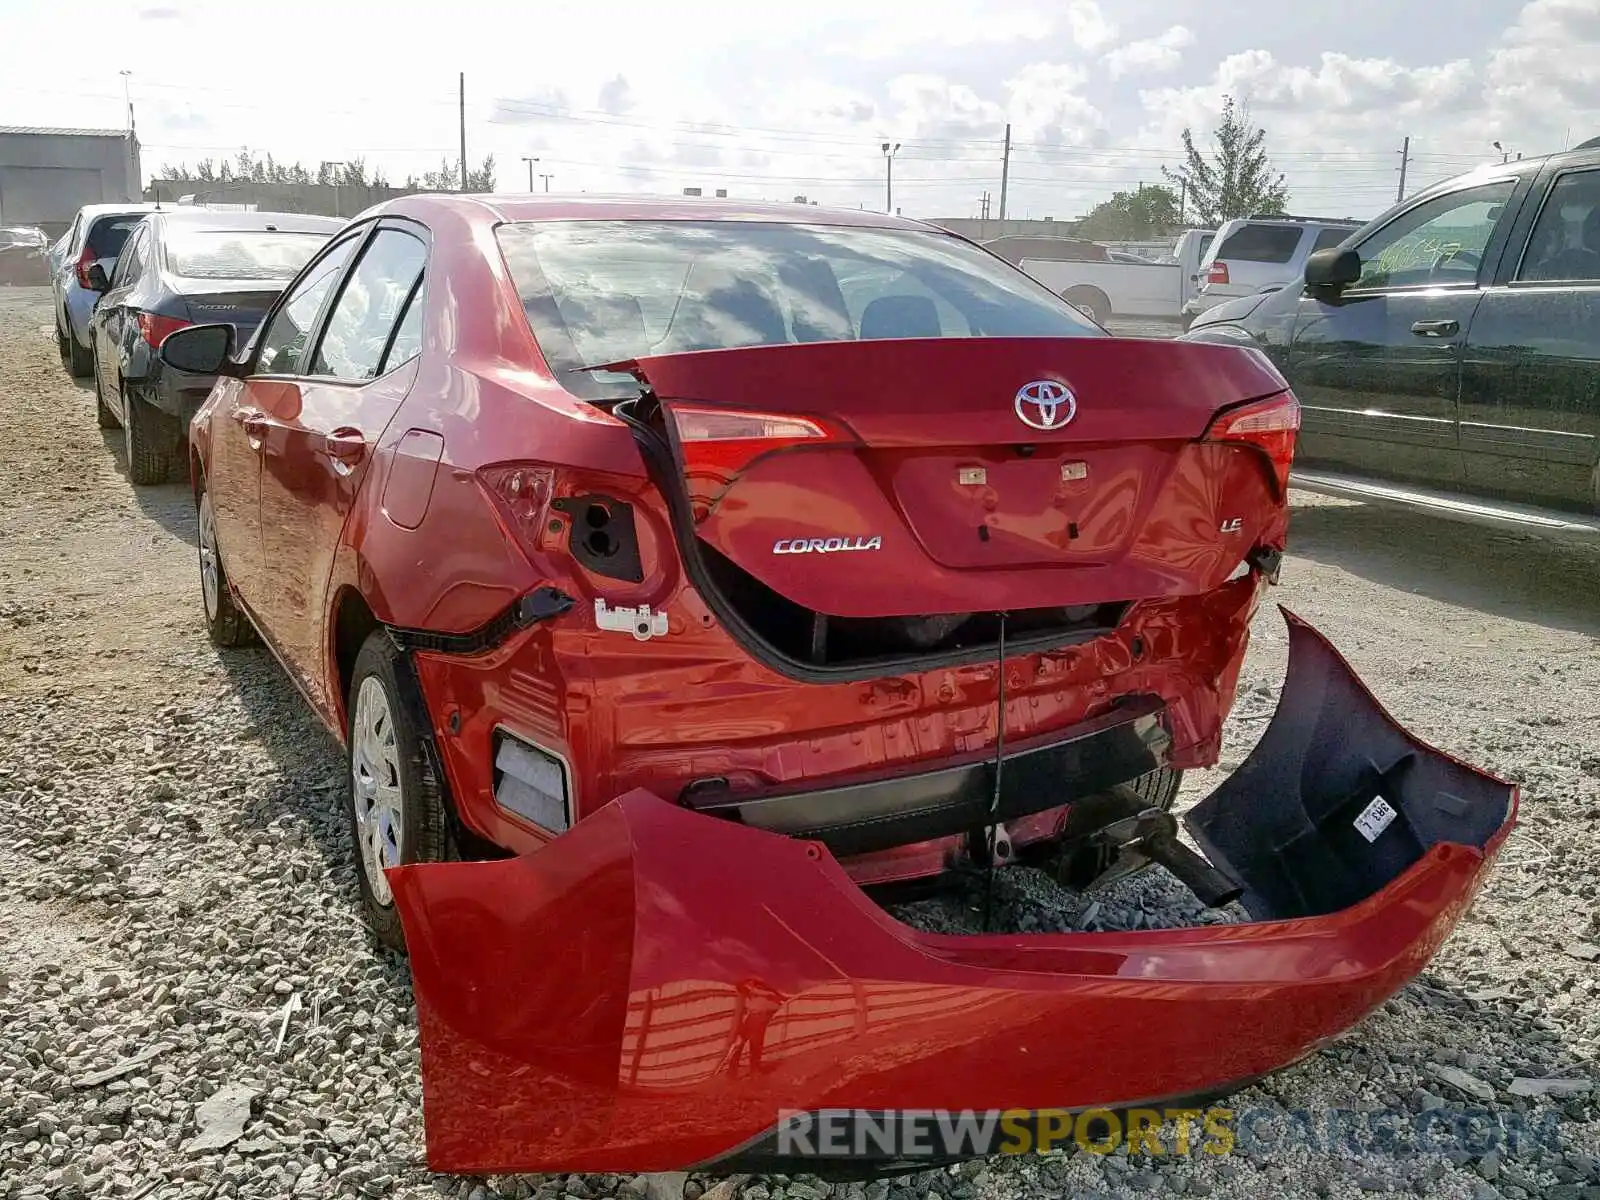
left=981, top=611, right=1008, bottom=932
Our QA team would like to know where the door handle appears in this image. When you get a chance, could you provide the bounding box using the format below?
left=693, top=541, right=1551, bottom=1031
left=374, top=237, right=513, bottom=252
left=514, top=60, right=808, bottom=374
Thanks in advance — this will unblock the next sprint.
left=322, top=428, right=367, bottom=475
left=234, top=408, right=268, bottom=450
left=1410, top=319, right=1459, bottom=338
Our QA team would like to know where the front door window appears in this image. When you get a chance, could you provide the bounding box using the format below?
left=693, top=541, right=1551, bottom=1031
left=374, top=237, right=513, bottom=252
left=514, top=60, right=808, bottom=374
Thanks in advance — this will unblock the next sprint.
left=1349, top=182, right=1516, bottom=292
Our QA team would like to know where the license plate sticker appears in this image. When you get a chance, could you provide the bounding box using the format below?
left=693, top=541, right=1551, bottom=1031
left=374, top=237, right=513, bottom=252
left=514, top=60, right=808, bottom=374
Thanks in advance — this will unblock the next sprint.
left=1354, top=796, right=1399, bottom=843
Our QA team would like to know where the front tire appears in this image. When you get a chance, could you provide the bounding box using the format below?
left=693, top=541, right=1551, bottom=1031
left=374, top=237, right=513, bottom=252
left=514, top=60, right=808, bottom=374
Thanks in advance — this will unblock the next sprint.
left=347, top=632, right=450, bottom=952
left=197, top=485, right=254, bottom=647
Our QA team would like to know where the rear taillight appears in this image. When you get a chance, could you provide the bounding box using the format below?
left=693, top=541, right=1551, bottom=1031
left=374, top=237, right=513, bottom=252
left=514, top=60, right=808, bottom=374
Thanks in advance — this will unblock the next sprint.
left=1205, top=261, right=1230, bottom=286
left=479, top=465, right=555, bottom=554
left=668, top=404, right=854, bottom=515
left=1205, top=391, right=1300, bottom=496
left=74, top=247, right=96, bottom=288
left=478, top=465, right=644, bottom=583
left=138, top=313, right=191, bottom=349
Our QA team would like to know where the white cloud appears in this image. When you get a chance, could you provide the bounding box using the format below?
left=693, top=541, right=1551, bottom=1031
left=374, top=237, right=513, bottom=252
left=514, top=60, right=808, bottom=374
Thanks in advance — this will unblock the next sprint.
left=1105, top=26, right=1195, bottom=80
left=1063, top=0, right=1117, bottom=51
left=1485, top=0, right=1600, bottom=148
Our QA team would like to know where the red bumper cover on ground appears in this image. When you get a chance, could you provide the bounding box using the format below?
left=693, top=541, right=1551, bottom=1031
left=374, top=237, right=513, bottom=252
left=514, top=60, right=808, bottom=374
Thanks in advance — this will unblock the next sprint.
left=389, top=611, right=1516, bottom=1175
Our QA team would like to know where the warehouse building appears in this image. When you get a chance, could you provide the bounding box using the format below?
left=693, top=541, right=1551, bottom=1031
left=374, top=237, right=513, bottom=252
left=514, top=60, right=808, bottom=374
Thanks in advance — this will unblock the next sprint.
left=0, top=126, right=142, bottom=240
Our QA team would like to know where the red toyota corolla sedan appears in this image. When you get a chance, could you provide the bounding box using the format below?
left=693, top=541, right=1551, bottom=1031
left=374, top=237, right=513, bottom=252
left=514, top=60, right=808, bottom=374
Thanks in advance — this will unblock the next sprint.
left=161, top=194, right=1513, bottom=1176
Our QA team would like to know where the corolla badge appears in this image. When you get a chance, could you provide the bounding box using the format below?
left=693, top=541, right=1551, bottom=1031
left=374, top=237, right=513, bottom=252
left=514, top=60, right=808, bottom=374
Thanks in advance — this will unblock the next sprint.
left=773, top=536, right=882, bottom=554
left=1014, top=380, right=1077, bottom=431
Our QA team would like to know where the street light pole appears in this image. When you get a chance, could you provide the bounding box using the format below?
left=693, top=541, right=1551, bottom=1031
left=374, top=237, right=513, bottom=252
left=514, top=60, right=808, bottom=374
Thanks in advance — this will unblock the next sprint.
left=539, top=173, right=555, bottom=193
left=522, top=155, right=539, bottom=191
left=881, top=141, right=900, bottom=215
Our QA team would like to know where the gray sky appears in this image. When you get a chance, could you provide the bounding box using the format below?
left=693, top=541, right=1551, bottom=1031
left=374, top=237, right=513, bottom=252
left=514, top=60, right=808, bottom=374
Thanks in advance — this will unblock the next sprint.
left=1, top=0, right=1591, bottom=223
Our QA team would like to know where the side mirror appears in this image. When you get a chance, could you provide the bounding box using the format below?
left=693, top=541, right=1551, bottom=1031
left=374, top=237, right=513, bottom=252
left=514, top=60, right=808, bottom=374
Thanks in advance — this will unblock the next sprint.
left=1304, top=247, right=1361, bottom=289
left=161, top=323, right=238, bottom=376
left=85, top=263, right=110, bottom=291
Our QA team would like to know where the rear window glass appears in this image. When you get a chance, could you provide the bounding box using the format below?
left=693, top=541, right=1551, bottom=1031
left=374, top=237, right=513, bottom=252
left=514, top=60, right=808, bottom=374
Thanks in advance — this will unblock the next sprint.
left=1215, top=224, right=1304, bottom=264
left=496, top=220, right=1101, bottom=400
left=86, top=216, right=144, bottom=260
left=164, top=230, right=330, bottom=280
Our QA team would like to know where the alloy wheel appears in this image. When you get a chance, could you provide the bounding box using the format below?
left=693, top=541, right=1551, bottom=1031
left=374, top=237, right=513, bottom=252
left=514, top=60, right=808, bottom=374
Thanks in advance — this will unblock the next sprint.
left=198, top=493, right=220, bottom=620
left=351, top=675, right=405, bottom=906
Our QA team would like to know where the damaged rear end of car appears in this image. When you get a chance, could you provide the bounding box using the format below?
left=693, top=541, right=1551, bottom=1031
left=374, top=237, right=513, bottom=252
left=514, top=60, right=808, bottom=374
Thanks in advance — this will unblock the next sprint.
left=390, top=611, right=1514, bottom=1175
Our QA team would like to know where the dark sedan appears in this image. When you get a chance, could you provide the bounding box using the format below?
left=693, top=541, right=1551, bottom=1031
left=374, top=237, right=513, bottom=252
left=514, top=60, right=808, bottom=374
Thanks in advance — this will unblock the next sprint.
left=1182, top=137, right=1600, bottom=536
left=86, top=209, right=344, bottom=484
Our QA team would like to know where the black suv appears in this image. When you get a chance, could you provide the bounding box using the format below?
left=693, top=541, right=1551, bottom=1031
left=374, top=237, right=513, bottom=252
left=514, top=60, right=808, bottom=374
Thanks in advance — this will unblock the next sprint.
left=1182, top=138, right=1600, bottom=536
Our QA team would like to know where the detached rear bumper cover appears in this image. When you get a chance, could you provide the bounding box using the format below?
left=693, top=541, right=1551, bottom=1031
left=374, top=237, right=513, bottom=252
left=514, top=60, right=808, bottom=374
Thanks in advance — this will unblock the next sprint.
left=390, top=610, right=1515, bottom=1175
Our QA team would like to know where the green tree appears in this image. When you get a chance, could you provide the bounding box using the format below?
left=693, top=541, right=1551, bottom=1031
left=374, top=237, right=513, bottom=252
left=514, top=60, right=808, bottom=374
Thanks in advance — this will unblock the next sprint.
left=1162, top=96, right=1288, bottom=226
left=1074, top=185, right=1183, bottom=240
left=407, top=154, right=497, bottom=191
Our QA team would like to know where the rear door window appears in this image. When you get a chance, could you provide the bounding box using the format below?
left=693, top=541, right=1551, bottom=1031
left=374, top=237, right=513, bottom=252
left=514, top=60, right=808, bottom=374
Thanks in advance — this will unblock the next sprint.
left=1517, top=169, right=1600, bottom=283
left=1215, top=224, right=1305, bottom=264
left=310, top=228, right=428, bottom=380
left=378, top=281, right=425, bottom=374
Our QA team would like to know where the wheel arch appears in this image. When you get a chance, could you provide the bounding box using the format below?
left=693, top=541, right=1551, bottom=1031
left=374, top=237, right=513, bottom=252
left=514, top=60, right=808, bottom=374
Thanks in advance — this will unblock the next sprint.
left=1061, top=284, right=1111, bottom=320
left=330, top=584, right=383, bottom=734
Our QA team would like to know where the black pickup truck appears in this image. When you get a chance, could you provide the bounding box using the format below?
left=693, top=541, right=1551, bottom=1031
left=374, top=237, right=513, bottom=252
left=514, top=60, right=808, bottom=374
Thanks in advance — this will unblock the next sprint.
left=1182, top=137, right=1600, bottom=539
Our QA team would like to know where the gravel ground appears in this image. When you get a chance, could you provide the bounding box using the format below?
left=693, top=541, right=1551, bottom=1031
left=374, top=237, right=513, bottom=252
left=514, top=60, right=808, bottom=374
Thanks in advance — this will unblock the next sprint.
left=3, top=284, right=1600, bottom=1200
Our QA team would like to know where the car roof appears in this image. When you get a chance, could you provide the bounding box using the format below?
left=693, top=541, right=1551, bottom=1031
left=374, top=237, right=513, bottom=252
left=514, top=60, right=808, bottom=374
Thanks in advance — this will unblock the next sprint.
left=147, top=210, right=346, bottom=235
left=355, top=192, right=940, bottom=233
left=77, top=202, right=163, bottom=221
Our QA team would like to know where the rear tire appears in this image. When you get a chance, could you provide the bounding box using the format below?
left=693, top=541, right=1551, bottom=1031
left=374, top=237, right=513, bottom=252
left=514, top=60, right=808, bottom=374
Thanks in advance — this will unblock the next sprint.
left=1029, top=765, right=1184, bottom=890
left=1063, top=286, right=1111, bottom=326
left=67, top=329, right=93, bottom=378
left=346, top=631, right=450, bottom=953
left=123, top=388, right=176, bottom=485
left=197, top=485, right=255, bottom=648
left=1123, top=764, right=1182, bottom=811
left=56, top=317, right=71, bottom=365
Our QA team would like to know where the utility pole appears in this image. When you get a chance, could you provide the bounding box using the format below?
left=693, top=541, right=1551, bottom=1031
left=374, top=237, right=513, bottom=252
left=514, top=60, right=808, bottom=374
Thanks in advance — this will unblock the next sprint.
left=881, top=142, right=900, bottom=214
left=325, top=160, right=346, bottom=217
left=539, top=172, right=554, bottom=193
left=458, top=72, right=468, bottom=191
left=522, top=156, right=539, bottom=191
left=1178, top=178, right=1187, bottom=225
left=998, top=123, right=1011, bottom=221
left=119, top=70, right=134, bottom=134
left=1396, top=136, right=1410, bottom=203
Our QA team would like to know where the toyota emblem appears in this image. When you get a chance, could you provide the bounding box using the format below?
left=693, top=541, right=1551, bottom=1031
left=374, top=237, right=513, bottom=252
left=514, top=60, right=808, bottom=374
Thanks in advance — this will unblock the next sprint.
left=1014, top=380, right=1077, bottom=431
